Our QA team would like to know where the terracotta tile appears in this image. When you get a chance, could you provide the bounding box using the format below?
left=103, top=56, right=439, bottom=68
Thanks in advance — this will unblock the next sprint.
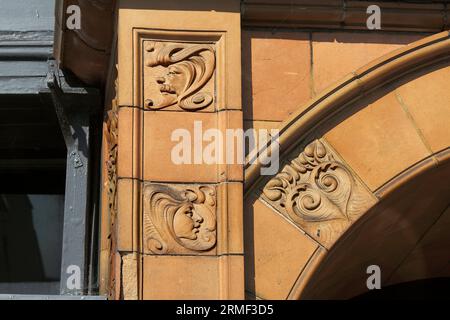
left=117, top=107, right=134, bottom=178
left=218, top=110, right=244, bottom=182
left=118, top=0, right=241, bottom=108
left=353, top=32, right=443, bottom=79
left=217, top=182, right=244, bottom=255
left=113, top=252, right=122, bottom=300
left=301, top=161, right=450, bottom=299
left=243, top=120, right=281, bottom=159
left=325, top=91, right=431, bottom=191
left=395, top=62, right=450, bottom=153
left=142, top=40, right=216, bottom=113
left=243, top=30, right=311, bottom=121
left=141, top=182, right=217, bottom=256
left=143, top=111, right=218, bottom=183
left=116, top=178, right=134, bottom=251
left=243, top=120, right=281, bottom=132
left=142, top=255, right=220, bottom=299
left=312, top=32, right=427, bottom=94
left=288, top=247, right=327, bottom=299
left=218, top=255, right=245, bottom=299
left=143, top=110, right=243, bottom=183
left=244, top=197, right=319, bottom=300
left=260, top=139, right=377, bottom=249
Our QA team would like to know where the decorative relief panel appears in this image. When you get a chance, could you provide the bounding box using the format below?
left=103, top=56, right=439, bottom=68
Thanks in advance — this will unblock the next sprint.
left=143, top=41, right=216, bottom=112
left=106, top=101, right=118, bottom=225
left=262, top=139, right=375, bottom=248
left=105, top=82, right=119, bottom=298
left=143, top=184, right=217, bottom=255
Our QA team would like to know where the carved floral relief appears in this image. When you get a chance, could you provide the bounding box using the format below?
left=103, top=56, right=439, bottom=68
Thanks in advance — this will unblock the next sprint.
left=106, top=102, right=118, bottom=217
left=143, top=41, right=215, bottom=111
left=262, top=139, right=375, bottom=248
left=105, top=75, right=119, bottom=298
left=143, top=184, right=217, bottom=255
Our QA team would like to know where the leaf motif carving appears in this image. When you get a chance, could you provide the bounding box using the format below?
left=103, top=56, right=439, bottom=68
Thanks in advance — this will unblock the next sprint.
left=262, top=139, right=373, bottom=247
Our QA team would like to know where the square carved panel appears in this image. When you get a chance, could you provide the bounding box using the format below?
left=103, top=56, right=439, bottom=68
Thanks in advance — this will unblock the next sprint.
left=142, top=40, right=217, bottom=112
left=142, top=183, right=217, bottom=255
left=261, top=139, right=377, bottom=249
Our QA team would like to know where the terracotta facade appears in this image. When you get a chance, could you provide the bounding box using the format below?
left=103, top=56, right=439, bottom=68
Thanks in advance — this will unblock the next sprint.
left=52, top=0, right=450, bottom=299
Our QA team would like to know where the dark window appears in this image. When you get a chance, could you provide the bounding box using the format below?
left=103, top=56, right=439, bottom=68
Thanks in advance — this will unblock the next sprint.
left=0, top=193, right=64, bottom=294
left=0, top=94, right=67, bottom=294
left=0, top=0, right=102, bottom=299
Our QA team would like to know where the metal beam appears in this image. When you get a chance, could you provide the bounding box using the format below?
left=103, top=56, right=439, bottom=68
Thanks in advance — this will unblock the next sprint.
left=43, top=60, right=101, bottom=295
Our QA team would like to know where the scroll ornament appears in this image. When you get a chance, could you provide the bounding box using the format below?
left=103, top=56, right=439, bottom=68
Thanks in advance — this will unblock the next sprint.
left=144, top=42, right=215, bottom=111
left=263, top=140, right=372, bottom=247
left=143, top=184, right=217, bottom=254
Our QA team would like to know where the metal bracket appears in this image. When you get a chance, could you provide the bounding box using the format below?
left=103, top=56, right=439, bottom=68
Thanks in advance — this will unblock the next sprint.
left=46, top=61, right=84, bottom=168
left=45, top=59, right=94, bottom=295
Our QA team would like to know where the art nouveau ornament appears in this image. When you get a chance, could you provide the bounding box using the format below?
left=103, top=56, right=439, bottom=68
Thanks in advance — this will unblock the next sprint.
left=144, top=41, right=215, bottom=111
left=262, top=139, right=374, bottom=248
left=143, top=184, right=217, bottom=254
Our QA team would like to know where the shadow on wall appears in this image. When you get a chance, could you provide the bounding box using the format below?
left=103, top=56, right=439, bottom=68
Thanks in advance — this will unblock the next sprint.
left=300, top=159, right=450, bottom=299
left=353, top=277, right=450, bottom=300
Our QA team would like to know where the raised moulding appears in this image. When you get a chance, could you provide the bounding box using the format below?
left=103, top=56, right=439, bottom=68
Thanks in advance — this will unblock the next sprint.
left=262, top=139, right=375, bottom=248
left=143, top=41, right=216, bottom=111
left=143, top=184, right=217, bottom=255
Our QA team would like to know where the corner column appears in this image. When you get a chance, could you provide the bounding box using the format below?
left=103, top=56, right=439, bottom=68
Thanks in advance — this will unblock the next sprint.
left=113, top=0, right=243, bottom=299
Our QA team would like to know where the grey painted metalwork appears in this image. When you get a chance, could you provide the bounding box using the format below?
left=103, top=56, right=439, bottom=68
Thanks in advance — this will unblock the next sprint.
left=0, top=0, right=103, bottom=297
left=0, top=0, right=54, bottom=94
left=0, top=0, right=55, bottom=32
left=44, top=61, right=101, bottom=295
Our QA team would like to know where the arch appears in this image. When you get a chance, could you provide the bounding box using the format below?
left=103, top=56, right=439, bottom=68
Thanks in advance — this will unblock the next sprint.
left=245, top=30, right=450, bottom=189
left=244, top=31, right=450, bottom=300
left=296, top=152, right=450, bottom=299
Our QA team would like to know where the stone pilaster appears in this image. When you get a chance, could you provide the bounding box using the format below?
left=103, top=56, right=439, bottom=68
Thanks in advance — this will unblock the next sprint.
left=113, top=0, right=243, bottom=299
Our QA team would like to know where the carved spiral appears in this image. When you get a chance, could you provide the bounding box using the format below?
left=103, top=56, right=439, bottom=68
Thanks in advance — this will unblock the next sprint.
left=285, top=184, right=327, bottom=224
left=299, top=191, right=322, bottom=211
left=146, top=237, right=167, bottom=254
left=263, top=178, right=284, bottom=201
left=316, top=172, right=339, bottom=193
left=179, top=92, right=213, bottom=110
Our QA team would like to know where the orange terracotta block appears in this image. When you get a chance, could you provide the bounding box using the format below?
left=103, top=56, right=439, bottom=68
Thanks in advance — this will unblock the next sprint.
left=242, top=30, right=312, bottom=122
